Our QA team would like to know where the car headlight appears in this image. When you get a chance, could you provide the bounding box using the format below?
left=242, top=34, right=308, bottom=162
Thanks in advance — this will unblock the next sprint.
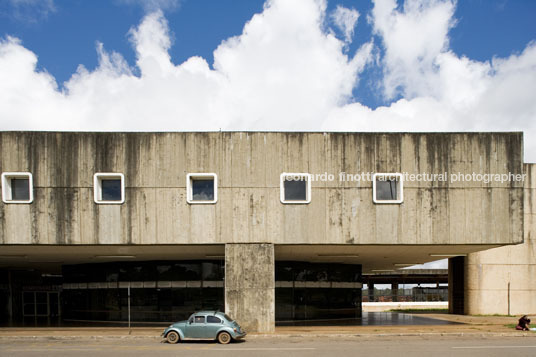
left=233, top=328, right=237, bottom=332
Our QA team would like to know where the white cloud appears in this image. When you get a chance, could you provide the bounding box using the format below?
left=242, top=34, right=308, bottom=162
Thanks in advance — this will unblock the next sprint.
left=128, top=10, right=173, bottom=75
left=0, top=0, right=536, bottom=161
left=212, top=0, right=372, bottom=128
left=3, top=0, right=55, bottom=23
left=116, top=0, right=180, bottom=13
left=371, top=0, right=457, bottom=100
left=331, top=5, right=359, bottom=43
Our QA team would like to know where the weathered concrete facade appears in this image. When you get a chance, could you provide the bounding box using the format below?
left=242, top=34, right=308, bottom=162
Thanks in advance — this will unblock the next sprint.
left=465, top=163, right=536, bottom=315
left=0, top=132, right=524, bottom=246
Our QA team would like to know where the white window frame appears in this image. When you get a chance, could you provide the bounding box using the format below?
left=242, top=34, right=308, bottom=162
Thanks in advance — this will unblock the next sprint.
left=1, top=172, right=34, bottom=204
left=372, top=173, right=403, bottom=204
left=93, top=173, right=125, bottom=204
left=280, top=173, right=312, bottom=204
left=186, top=173, right=218, bottom=204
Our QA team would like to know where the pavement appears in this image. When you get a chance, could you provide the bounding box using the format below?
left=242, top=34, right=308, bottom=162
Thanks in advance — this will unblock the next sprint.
left=0, top=313, right=534, bottom=340
left=3, top=337, right=536, bottom=357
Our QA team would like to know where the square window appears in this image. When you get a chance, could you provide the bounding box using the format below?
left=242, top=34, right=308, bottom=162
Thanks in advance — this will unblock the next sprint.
left=101, top=179, right=122, bottom=201
left=284, top=180, right=306, bottom=200
left=94, top=173, right=125, bottom=204
left=192, top=180, right=214, bottom=201
left=280, top=173, right=311, bottom=204
left=12, top=178, right=30, bottom=201
left=373, top=173, right=403, bottom=204
left=1, top=172, right=33, bottom=203
left=187, top=173, right=217, bottom=204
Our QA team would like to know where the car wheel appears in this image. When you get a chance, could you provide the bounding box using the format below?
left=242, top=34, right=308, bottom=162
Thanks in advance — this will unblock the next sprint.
left=217, top=331, right=232, bottom=344
left=166, top=331, right=180, bottom=344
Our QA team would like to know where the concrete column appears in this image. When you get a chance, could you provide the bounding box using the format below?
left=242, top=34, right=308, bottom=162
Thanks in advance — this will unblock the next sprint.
left=448, top=256, right=465, bottom=314
left=367, top=283, right=374, bottom=302
left=225, top=243, right=275, bottom=333
left=391, top=283, right=398, bottom=302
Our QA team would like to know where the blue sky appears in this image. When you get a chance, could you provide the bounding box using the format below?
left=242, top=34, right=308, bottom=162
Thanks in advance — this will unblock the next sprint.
left=0, top=0, right=536, bottom=164
left=1, top=0, right=535, bottom=109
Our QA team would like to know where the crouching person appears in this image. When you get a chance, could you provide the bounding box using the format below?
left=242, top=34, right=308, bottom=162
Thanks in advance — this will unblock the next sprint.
left=516, top=315, right=531, bottom=331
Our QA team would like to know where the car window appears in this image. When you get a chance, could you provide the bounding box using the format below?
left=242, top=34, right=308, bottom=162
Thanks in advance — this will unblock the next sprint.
left=207, top=316, right=221, bottom=324
left=194, top=315, right=205, bottom=323
left=223, top=314, right=233, bottom=322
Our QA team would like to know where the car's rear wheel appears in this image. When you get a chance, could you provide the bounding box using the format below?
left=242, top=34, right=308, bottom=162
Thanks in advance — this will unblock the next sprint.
left=166, top=331, right=180, bottom=344
left=217, top=331, right=232, bottom=344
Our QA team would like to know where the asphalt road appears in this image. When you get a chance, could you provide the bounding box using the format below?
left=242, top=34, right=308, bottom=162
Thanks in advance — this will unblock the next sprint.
left=1, top=337, right=536, bottom=357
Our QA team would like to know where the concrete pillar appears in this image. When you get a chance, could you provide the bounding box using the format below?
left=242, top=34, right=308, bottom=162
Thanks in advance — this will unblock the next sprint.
left=448, top=256, right=465, bottom=314
left=391, top=283, right=398, bottom=302
left=367, top=282, right=374, bottom=302
left=225, top=243, right=275, bottom=333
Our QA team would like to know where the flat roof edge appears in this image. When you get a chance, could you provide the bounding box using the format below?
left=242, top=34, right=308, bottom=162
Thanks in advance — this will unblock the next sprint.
left=0, top=130, right=525, bottom=135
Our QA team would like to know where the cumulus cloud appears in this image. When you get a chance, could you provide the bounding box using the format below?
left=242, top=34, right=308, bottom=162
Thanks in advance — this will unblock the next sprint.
left=212, top=0, right=372, bottom=128
left=0, top=0, right=373, bottom=131
left=372, top=0, right=457, bottom=100
left=0, top=0, right=535, bottom=161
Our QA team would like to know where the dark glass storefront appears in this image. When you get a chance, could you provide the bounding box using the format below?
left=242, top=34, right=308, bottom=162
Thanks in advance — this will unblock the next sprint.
left=62, top=260, right=225, bottom=323
left=2, top=260, right=362, bottom=325
left=0, top=269, right=63, bottom=326
left=275, top=261, right=362, bottom=322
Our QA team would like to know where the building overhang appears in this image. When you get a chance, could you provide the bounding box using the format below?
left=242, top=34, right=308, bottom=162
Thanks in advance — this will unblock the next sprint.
left=0, top=243, right=507, bottom=274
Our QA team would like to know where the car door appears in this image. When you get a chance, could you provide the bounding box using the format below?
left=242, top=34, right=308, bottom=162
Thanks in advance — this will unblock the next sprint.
left=185, top=315, right=206, bottom=339
left=205, top=315, right=223, bottom=339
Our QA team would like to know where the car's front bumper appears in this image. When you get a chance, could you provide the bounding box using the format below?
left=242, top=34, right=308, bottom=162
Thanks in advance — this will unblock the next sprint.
left=161, top=328, right=171, bottom=338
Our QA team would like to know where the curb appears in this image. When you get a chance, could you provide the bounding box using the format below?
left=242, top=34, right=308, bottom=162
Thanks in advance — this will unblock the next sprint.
left=250, top=332, right=536, bottom=338
left=0, top=335, right=162, bottom=341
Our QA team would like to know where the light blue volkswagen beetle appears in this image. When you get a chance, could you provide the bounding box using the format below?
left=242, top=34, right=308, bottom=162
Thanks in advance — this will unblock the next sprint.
left=162, top=311, right=247, bottom=344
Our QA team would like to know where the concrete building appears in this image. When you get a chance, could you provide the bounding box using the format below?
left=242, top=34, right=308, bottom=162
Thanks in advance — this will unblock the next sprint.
left=0, top=131, right=534, bottom=332
left=464, top=164, right=536, bottom=315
